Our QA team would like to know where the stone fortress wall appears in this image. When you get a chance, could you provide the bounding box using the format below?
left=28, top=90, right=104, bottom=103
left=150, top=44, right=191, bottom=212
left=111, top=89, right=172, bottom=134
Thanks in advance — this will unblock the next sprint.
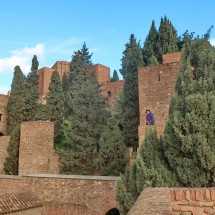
left=138, top=52, right=181, bottom=145
left=19, top=121, right=59, bottom=175
left=38, top=61, right=123, bottom=105
left=0, top=174, right=119, bottom=215
left=3, top=52, right=210, bottom=215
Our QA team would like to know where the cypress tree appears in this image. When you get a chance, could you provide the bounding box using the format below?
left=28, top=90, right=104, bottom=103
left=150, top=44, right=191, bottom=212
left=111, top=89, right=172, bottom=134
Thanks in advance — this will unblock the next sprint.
left=6, top=66, right=25, bottom=133
left=111, top=70, right=120, bottom=82
left=157, top=16, right=178, bottom=62
left=116, top=128, right=178, bottom=213
left=3, top=126, right=20, bottom=175
left=116, top=176, right=133, bottom=215
left=122, top=34, right=144, bottom=150
left=60, top=43, right=109, bottom=175
left=23, top=55, right=39, bottom=121
left=142, top=20, right=159, bottom=66
left=97, top=116, right=126, bottom=176
left=163, top=38, right=215, bottom=187
left=46, top=70, right=64, bottom=145
left=4, top=66, right=26, bottom=175
left=138, top=129, right=178, bottom=188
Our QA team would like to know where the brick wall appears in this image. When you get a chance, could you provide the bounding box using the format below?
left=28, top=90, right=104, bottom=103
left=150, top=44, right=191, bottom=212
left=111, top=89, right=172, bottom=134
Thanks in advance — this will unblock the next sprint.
left=89, top=64, right=110, bottom=87
left=38, top=67, right=55, bottom=102
left=171, top=188, right=215, bottom=215
left=0, top=175, right=22, bottom=194
left=128, top=187, right=215, bottom=215
left=0, top=174, right=119, bottom=215
left=162, top=52, right=181, bottom=64
left=0, top=94, right=8, bottom=135
left=19, top=121, right=59, bottom=175
left=138, top=60, right=180, bottom=146
left=51, top=61, right=70, bottom=77
left=0, top=136, right=10, bottom=174
left=105, top=80, right=124, bottom=108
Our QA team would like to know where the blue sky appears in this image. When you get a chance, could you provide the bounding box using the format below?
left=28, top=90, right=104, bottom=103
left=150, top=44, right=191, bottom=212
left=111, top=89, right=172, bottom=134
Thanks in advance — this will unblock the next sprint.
left=0, top=0, right=215, bottom=94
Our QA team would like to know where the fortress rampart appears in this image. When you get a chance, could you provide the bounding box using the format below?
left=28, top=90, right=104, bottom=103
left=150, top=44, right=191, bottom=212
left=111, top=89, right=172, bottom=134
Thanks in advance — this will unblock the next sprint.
left=138, top=52, right=181, bottom=145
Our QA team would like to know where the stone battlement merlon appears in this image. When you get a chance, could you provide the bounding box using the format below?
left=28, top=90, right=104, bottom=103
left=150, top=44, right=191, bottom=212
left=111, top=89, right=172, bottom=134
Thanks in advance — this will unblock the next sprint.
left=162, top=52, right=181, bottom=64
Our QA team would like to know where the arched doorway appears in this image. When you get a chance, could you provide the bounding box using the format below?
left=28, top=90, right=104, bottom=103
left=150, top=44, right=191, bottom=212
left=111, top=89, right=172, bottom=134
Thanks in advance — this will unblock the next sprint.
left=105, top=208, right=120, bottom=215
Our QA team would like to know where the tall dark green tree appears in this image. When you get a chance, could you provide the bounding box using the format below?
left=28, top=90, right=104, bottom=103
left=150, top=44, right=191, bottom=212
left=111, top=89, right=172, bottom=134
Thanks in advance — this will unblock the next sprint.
left=23, top=55, right=39, bottom=121
left=111, top=70, right=120, bottom=82
left=121, top=34, right=144, bottom=150
left=4, top=66, right=26, bottom=175
left=3, top=126, right=20, bottom=175
left=6, top=66, right=26, bottom=133
left=60, top=43, right=109, bottom=175
left=163, top=38, right=215, bottom=187
left=97, top=116, right=126, bottom=176
left=116, top=129, right=178, bottom=214
left=46, top=71, right=64, bottom=145
left=157, top=16, right=178, bottom=62
left=142, top=20, right=159, bottom=66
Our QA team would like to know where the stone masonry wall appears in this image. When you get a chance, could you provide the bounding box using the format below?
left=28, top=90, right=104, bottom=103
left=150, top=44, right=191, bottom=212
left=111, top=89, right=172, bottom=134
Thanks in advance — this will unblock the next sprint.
left=128, top=187, right=215, bottom=215
left=89, top=63, right=110, bottom=88
left=0, top=136, right=10, bottom=174
left=19, top=121, right=59, bottom=175
left=51, top=61, right=70, bottom=77
left=38, top=67, right=55, bottom=103
left=0, top=94, right=8, bottom=135
left=171, top=188, right=215, bottom=215
left=0, top=174, right=119, bottom=215
left=105, top=80, right=125, bottom=108
left=138, top=61, right=180, bottom=146
left=162, top=52, right=181, bottom=64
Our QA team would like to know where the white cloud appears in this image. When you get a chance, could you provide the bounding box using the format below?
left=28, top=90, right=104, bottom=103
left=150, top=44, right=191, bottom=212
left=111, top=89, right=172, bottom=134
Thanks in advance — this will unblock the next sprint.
left=0, top=86, right=10, bottom=95
left=0, top=44, right=44, bottom=75
left=210, top=38, right=215, bottom=47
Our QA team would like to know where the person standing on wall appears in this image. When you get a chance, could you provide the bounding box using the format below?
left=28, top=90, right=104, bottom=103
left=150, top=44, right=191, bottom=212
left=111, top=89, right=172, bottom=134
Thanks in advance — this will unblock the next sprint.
left=145, top=109, right=155, bottom=125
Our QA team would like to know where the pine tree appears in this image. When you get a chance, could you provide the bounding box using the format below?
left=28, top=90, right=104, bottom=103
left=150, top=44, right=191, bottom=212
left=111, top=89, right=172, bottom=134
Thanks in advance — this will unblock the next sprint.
left=111, top=70, right=120, bottom=82
left=122, top=34, right=144, bottom=149
left=142, top=20, right=159, bottom=66
left=163, top=38, right=215, bottom=187
left=97, top=116, right=126, bottom=176
left=6, top=66, right=25, bottom=133
left=157, top=16, right=178, bottom=62
left=60, top=43, right=109, bottom=175
left=23, top=55, right=39, bottom=121
left=46, top=71, right=64, bottom=145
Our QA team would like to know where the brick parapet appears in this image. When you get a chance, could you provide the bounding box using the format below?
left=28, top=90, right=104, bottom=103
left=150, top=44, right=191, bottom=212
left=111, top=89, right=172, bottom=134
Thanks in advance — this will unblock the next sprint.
left=171, top=188, right=215, bottom=215
left=128, top=187, right=215, bottom=215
